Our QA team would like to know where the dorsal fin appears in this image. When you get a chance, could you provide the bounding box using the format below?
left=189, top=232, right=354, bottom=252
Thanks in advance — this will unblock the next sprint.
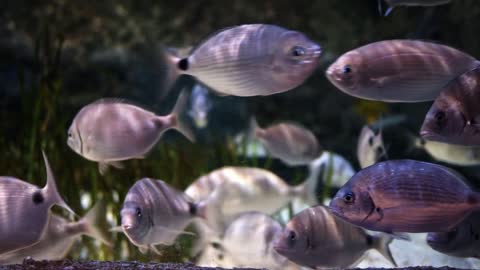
left=188, top=25, right=239, bottom=55
left=89, top=98, right=157, bottom=114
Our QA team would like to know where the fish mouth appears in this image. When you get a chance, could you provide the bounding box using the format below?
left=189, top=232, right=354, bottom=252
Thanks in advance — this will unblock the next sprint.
left=272, top=244, right=289, bottom=255
left=419, top=130, right=438, bottom=140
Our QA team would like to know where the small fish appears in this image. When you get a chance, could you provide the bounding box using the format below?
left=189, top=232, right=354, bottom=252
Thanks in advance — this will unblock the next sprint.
left=427, top=211, right=480, bottom=259
left=420, top=67, right=480, bottom=146
left=165, top=24, right=322, bottom=97
left=273, top=205, right=396, bottom=268
left=185, top=167, right=317, bottom=228
left=357, top=125, right=387, bottom=169
left=0, top=202, right=111, bottom=264
left=215, top=212, right=301, bottom=270
left=330, top=159, right=480, bottom=234
left=0, top=152, right=74, bottom=254
left=120, top=178, right=215, bottom=254
left=188, top=84, right=212, bottom=129
left=67, top=91, right=194, bottom=175
left=325, top=40, right=479, bottom=102
left=253, top=120, right=321, bottom=166
left=414, top=138, right=480, bottom=166
left=380, top=0, right=451, bottom=16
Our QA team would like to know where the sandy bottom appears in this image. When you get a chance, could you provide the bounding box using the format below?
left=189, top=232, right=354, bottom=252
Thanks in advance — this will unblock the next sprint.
left=0, top=259, right=476, bottom=270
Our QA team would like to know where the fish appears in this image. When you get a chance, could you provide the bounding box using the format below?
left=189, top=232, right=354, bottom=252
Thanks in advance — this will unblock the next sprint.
left=188, top=84, right=212, bottom=129
left=0, top=151, right=75, bottom=255
left=214, top=212, right=301, bottom=270
left=120, top=178, right=217, bottom=254
left=325, top=40, right=479, bottom=102
left=253, top=119, right=322, bottom=166
left=356, top=125, right=387, bottom=169
left=329, top=159, right=480, bottom=234
left=427, top=211, right=480, bottom=259
left=414, top=137, right=480, bottom=166
left=185, top=166, right=317, bottom=228
left=165, top=24, right=322, bottom=97
left=0, top=202, right=111, bottom=264
left=420, top=67, right=480, bottom=146
left=273, top=205, right=396, bottom=268
left=381, top=0, right=452, bottom=16
left=67, top=91, right=194, bottom=175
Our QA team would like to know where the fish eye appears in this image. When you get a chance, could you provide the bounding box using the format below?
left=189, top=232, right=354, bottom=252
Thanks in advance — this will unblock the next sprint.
left=435, top=111, right=446, bottom=122
left=68, top=132, right=72, bottom=138
left=135, top=207, right=142, bottom=217
left=368, top=136, right=374, bottom=146
left=290, top=46, right=306, bottom=57
left=343, top=192, right=355, bottom=204
left=342, top=65, right=352, bottom=74
left=287, top=230, right=297, bottom=247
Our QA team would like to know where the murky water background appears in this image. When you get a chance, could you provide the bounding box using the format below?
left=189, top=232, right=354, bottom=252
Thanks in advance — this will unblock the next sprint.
left=2, top=0, right=480, bottom=266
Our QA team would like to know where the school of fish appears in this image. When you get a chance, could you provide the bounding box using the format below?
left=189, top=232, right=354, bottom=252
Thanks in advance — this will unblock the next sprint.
left=5, top=1, right=480, bottom=269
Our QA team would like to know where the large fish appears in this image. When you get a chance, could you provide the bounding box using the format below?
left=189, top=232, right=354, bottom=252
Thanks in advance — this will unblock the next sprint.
left=273, top=205, right=396, bottom=268
left=427, top=211, right=480, bottom=259
left=330, top=160, right=480, bottom=233
left=356, top=125, right=387, bottom=169
left=120, top=178, right=216, bottom=254
left=185, top=167, right=317, bottom=226
left=67, top=91, right=194, bottom=175
left=166, top=24, right=322, bottom=97
left=0, top=202, right=111, bottom=264
left=253, top=120, right=321, bottom=166
left=414, top=138, right=480, bottom=166
left=325, top=40, right=479, bottom=102
left=214, top=212, right=300, bottom=270
left=0, top=152, right=74, bottom=254
left=420, top=67, right=480, bottom=146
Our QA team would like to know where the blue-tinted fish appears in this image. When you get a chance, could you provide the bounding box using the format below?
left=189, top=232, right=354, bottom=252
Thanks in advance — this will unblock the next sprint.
left=188, top=84, right=212, bottom=129
left=330, top=160, right=480, bottom=233
left=380, top=0, right=451, bottom=16
left=166, top=24, right=322, bottom=97
left=0, top=152, right=75, bottom=254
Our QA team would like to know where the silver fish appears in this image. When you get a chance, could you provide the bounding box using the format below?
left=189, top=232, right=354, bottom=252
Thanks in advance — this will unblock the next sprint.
left=120, top=178, right=214, bottom=254
left=381, top=0, right=451, bottom=16
left=325, top=40, right=479, bottom=102
left=188, top=84, right=212, bottom=129
left=0, top=202, right=111, bottom=264
left=427, top=210, right=480, bottom=259
left=185, top=167, right=317, bottom=228
left=254, top=120, right=321, bottom=166
left=415, top=138, right=480, bottom=166
left=67, top=91, right=194, bottom=175
left=0, top=152, right=74, bottom=254
left=273, top=205, right=396, bottom=268
left=357, top=125, right=387, bottom=169
left=216, top=212, right=300, bottom=270
left=330, top=159, right=480, bottom=233
left=166, top=24, right=322, bottom=97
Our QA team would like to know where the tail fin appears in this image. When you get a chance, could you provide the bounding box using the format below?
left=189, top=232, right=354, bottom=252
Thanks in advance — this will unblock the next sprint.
left=80, top=201, right=112, bottom=246
left=158, top=46, right=183, bottom=97
left=170, top=90, right=196, bottom=142
left=372, top=233, right=397, bottom=267
left=41, top=151, right=76, bottom=216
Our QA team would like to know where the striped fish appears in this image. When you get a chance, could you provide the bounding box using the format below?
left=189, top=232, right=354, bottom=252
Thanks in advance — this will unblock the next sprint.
left=120, top=178, right=215, bottom=254
left=330, top=160, right=480, bottom=233
left=166, top=24, right=322, bottom=97
left=0, top=152, right=74, bottom=255
left=356, top=125, right=387, bottom=169
left=67, top=91, right=194, bottom=175
left=185, top=167, right=317, bottom=226
left=253, top=120, right=321, bottom=166
left=326, top=40, right=479, bottom=102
